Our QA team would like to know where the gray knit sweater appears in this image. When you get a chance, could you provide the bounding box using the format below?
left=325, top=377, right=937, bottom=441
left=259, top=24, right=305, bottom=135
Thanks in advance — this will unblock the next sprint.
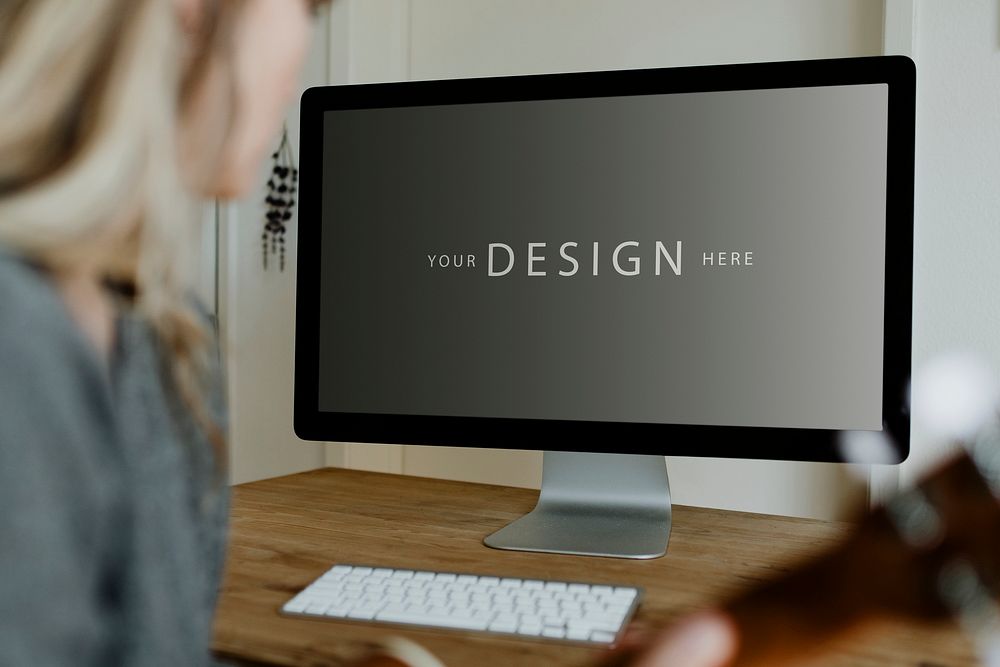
left=0, top=248, right=229, bottom=666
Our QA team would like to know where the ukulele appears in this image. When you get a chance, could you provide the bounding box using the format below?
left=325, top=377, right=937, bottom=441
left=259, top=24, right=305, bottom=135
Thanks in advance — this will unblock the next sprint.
left=600, top=356, right=1000, bottom=667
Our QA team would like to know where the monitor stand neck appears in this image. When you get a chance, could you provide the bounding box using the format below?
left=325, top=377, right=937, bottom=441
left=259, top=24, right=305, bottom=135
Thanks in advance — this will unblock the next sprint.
left=483, top=451, right=671, bottom=559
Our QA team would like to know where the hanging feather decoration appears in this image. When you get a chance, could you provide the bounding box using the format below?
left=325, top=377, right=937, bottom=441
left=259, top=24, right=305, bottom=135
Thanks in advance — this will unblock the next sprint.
left=263, top=124, right=298, bottom=271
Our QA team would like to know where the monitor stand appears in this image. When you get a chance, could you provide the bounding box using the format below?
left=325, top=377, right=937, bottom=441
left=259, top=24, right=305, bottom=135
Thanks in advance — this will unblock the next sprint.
left=483, top=451, right=671, bottom=559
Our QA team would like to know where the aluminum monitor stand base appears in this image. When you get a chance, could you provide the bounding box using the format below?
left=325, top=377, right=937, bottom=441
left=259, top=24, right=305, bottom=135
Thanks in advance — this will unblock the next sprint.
left=483, top=451, right=671, bottom=559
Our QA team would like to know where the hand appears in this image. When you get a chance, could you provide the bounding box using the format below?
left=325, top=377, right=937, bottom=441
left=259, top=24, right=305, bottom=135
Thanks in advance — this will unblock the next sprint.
left=351, top=636, right=446, bottom=667
left=629, top=611, right=738, bottom=667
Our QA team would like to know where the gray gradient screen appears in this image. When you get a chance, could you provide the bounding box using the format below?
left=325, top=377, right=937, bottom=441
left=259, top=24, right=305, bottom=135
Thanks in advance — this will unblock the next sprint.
left=318, top=84, right=888, bottom=431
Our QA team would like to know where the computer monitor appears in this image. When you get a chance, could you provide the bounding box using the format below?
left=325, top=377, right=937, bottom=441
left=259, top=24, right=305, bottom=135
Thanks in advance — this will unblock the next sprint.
left=294, top=55, right=915, bottom=559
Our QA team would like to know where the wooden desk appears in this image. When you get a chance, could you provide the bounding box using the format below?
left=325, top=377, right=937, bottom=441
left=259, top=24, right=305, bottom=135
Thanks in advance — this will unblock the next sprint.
left=213, top=468, right=976, bottom=666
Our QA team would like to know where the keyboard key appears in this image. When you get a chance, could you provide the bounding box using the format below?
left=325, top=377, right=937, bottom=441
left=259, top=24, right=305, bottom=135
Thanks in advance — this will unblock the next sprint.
left=303, top=602, right=329, bottom=615
left=490, top=620, right=518, bottom=633
left=567, top=618, right=597, bottom=630
left=377, top=610, right=489, bottom=631
left=283, top=599, right=309, bottom=613
left=591, top=630, right=618, bottom=644
left=324, top=606, right=352, bottom=618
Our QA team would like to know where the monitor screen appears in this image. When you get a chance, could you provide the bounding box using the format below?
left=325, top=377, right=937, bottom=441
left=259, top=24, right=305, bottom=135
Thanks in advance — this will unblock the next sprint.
left=296, top=57, right=914, bottom=462
left=319, top=85, right=886, bottom=430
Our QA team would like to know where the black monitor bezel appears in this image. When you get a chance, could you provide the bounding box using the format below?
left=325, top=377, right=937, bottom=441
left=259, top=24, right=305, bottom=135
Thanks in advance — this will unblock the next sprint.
left=294, top=55, right=915, bottom=464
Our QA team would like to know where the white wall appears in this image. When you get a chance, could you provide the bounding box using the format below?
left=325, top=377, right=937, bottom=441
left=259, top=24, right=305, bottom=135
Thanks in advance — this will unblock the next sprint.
left=407, top=0, right=883, bottom=77
left=905, top=0, right=1000, bottom=485
left=227, top=1, right=998, bottom=520
left=218, top=13, right=331, bottom=484
left=326, top=0, right=885, bottom=520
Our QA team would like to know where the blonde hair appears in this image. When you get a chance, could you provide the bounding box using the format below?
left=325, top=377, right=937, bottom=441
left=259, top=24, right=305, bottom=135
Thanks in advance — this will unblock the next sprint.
left=0, top=0, right=223, bottom=453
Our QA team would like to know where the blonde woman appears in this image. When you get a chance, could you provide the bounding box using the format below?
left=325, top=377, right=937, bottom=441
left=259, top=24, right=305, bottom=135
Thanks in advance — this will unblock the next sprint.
left=0, top=0, right=324, bottom=664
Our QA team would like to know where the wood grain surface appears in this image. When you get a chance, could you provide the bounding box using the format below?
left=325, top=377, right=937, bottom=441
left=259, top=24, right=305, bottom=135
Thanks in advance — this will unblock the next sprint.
left=213, top=467, right=977, bottom=667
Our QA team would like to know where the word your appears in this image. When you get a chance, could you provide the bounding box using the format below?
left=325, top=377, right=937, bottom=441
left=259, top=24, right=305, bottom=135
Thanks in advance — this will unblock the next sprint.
left=426, top=254, right=477, bottom=268
left=486, top=241, right=682, bottom=277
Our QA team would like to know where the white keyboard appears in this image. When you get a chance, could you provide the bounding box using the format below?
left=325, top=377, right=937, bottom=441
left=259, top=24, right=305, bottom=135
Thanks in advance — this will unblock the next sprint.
left=281, top=564, right=642, bottom=646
